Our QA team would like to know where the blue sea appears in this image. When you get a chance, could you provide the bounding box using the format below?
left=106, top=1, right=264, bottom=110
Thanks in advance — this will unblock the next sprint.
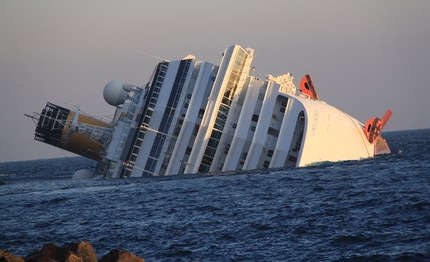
left=1, top=129, right=429, bottom=261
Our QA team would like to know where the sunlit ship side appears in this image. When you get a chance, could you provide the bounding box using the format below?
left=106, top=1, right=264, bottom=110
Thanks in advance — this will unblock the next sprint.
left=26, top=45, right=392, bottom=178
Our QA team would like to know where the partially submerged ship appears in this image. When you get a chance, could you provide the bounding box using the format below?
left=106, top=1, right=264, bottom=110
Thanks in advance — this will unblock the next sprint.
left=26, top=45, right=392, bottom=178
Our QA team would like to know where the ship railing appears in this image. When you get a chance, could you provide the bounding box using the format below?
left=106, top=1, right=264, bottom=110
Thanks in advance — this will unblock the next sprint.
left=74, top=122, right=113, bottom=148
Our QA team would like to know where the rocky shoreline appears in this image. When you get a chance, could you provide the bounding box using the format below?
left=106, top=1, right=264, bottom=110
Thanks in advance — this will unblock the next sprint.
left=0, top=241, right=145, bottom=262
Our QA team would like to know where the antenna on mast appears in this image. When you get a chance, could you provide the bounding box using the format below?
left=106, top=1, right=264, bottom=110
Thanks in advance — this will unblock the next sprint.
left=136, top=51, right=170, bottom=62
left=24, top=113, right=40, bottom=125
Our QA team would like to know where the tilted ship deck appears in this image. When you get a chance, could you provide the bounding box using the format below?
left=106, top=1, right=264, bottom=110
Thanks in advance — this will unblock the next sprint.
left=27, top=45, right=392, bottom=178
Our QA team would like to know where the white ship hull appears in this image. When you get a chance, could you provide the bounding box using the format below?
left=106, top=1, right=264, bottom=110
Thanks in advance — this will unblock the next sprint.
left=27, top=45, right=392, bottom=178
left=285, top=95, right=375, bottom=167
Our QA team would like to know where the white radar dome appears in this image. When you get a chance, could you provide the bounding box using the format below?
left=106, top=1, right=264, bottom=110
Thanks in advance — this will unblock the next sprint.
left=103, top=80, right=128, bottom=106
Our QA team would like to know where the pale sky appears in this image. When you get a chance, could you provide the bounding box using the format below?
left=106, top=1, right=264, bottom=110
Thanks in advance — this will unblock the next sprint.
left=1, top=0, right=429, bottom=162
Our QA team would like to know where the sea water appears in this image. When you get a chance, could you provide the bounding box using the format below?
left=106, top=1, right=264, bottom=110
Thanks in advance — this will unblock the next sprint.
left=1, top=129, right=429, bottom=261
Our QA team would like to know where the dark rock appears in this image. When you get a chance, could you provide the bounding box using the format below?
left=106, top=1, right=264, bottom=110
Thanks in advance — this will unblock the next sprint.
left=0, top=249, right=24, bottom=262
left=65, top=242, right=97, bottom=262
left=25, top=243, right=63, bottom=262
left=99, top=249, right=144, bottom=262
left=63, top=252, right=81, bottom=262
left=0, top=181, right=5, bottom=185
left=3, top=242, right=145, bottom=262
left=24, top=242, right=98, bottom=262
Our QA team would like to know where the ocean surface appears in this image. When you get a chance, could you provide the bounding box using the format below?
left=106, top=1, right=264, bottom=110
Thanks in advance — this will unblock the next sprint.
left=1, top=129, right=429, bottom=261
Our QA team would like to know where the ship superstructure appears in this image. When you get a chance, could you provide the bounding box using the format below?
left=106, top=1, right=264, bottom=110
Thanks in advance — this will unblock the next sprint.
left=27, top=45, right=392, bottom=178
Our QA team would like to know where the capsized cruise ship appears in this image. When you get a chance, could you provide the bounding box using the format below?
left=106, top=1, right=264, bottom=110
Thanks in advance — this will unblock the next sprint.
left=27, top=45, right=392, bottom=178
